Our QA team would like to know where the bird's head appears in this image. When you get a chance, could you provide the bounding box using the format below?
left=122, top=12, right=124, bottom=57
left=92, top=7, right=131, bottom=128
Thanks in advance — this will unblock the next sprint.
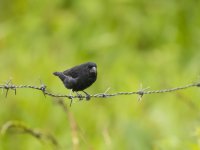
left=86, top=62, right=97, bottom=75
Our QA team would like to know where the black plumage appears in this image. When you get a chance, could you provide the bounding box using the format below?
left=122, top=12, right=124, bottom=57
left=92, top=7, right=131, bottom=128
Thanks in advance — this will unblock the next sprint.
left=53, top=62, right=97, bottom=94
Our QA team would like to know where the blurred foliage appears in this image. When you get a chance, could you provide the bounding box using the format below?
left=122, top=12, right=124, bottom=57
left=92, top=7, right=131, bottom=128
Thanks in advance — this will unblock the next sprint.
left=0, top=0, right=200, bottom=149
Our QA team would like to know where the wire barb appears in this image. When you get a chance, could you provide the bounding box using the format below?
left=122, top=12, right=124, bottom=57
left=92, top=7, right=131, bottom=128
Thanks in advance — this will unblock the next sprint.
left=3, top=80, right=17, bottom=97
left=137, top=85, right=150, bottom=102
left=39, top=79, right=47, bottom=97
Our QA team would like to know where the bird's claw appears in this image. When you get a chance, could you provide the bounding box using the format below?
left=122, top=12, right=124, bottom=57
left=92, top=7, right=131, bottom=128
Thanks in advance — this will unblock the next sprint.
left=85, top=94, right=90, bottom=100
left=83, top=91, right=91, bottom=101
left=76, top=92, right=83, bottom=101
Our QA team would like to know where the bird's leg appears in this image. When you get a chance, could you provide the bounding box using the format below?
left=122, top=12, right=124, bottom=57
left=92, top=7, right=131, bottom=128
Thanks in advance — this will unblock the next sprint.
left=82, top=91, right=91, bottom=100
left=75, top=92, right=83, bottom=100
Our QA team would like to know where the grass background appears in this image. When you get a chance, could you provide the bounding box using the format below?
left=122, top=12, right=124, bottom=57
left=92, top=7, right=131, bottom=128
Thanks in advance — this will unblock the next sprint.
left=0, top=0, right=200, bottom=149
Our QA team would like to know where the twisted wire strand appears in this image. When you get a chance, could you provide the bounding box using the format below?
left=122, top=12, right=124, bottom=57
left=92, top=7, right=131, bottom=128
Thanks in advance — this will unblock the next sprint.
left=0, top=82, right=199, bottom=100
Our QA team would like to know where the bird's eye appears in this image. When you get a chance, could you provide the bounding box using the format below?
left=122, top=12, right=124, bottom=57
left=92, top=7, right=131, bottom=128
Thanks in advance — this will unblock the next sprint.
left=88, top=65, right=93, bottom=69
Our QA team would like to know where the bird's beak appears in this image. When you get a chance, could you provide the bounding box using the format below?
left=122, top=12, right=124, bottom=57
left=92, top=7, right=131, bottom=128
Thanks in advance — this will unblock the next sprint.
left=90, top=67, right=97, bottom=73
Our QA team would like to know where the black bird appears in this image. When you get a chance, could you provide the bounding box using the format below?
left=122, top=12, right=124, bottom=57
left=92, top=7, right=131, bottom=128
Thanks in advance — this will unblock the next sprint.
left=53, top=62, right=97, bottom=100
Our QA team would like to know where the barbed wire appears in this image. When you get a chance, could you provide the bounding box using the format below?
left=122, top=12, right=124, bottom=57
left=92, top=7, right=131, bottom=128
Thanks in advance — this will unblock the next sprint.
left=0, top=80, right=199, bottom=101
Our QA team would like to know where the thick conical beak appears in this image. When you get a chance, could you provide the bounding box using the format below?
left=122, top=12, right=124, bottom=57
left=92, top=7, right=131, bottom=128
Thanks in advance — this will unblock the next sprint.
left=90, top=66, right=97, bottom=73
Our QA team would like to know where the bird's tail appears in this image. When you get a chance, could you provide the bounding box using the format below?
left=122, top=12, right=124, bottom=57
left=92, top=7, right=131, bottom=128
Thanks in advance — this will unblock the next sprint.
left=53, top=72, right=61, bottom=76
left=53, top=72, right=66, bottom=82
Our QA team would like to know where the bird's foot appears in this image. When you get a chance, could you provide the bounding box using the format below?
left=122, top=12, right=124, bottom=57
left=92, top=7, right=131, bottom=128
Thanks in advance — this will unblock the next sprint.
left=75, top=92, right=83, bottom=100
left=83, top=91, right=91, bottom=100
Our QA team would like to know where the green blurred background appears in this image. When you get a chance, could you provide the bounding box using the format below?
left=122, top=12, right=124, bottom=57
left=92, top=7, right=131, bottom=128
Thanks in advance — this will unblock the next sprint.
left=0, top=0, right=200, bottom=149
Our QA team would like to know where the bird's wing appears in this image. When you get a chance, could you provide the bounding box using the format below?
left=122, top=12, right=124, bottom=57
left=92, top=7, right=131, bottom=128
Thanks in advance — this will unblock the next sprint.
left=63, top=76, right=77, bottom=89
left=63, top=67, right=79, bottom=78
